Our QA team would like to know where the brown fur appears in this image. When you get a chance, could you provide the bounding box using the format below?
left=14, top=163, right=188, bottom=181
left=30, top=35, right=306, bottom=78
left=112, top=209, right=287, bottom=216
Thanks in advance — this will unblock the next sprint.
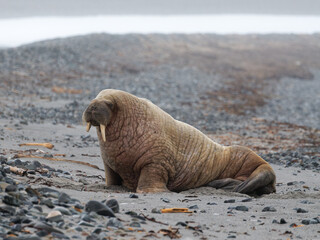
left=83, top=89, right=276, bottom=195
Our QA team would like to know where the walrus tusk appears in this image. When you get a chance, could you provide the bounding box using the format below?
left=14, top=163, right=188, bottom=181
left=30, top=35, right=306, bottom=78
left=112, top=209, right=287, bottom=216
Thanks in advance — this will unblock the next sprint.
left=86, top=122, right=91, bottom=132
left=100, top=124, right=106, bottom=142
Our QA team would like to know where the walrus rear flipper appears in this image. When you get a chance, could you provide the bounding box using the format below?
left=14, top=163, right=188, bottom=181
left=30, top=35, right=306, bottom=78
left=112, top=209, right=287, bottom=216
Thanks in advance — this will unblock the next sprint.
left=206, top=178, right=242, bottom=191
left=234, top=164, right=276, bottom=195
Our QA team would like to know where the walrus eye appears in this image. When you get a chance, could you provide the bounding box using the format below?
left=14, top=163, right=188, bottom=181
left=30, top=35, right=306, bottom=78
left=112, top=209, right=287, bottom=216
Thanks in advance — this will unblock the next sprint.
left=104, top=100, right=114, bottom=111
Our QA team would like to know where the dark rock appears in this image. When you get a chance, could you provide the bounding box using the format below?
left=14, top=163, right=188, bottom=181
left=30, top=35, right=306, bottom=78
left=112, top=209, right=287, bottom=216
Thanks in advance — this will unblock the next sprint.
left=130, top=222, right=141, bottom=228
left=4, top=177, right=15, bottom=185
left=295, top=208, right=308, bottom=213
left=81, top=213, right=93, bottom=222
left=25, top=164, right=37, bottom=171
left=235, top=206, right=249, bottom=212
left=280, top=218, right=287, bottom=224
left=16, top=208, right=27, bottom=216
left=125, top=211, right=138, bottom=216
left=241, top=198, right=253, bottom=202
left=176, top=222, right=187, bottom=227
left=300, top=200, right=314, bottom=204
left=129, top=193, right=138, bottom=198
left=58, top=192, right=71, bottom=203
left=151, top=208, right=161, bottom=214
left=33, top=221, right=63, bottom=234
left=106, top=217, right=123, bottom=229
left=3, top=166, right=11, bottom=173
left=3, top=194, right=20, bottom=206
left=41, top=198, right=54, bottom=208
left=78, top=220, right=94, bottom=227
left=224, top=199, right=235, bottom=203
left=30, top=196, right=39, bottom=204
left=92, top=228, right=102, bottom=234
left=54, top=207, right=72, bottom=215
left=11, top=216, right=32, bottom=224
left=36, top=230, right=50, bottom=237
left=85, top=200, right=115, bottom=217
left=0, top=156, right=7, bottom=164
left=106, top=199, right=119, bottom=213
left=11, top=223, right=22, bottom=232
left=302, top=218, right=320, bottom=225
left=32, top=160, right=42, bottom=168
left=46, top=210, right=63, bottom=222
left=51, top=232, right=70, bottom=239
left=17, top=236, right=42, bottom=240
left=189, top=205, right=199, bottom=209
left=86, top=234, right=100, bottom=240
left=262, top=206, right=277, bottom=212
left=161, top=197, right=170, bottom=203
left=287, top=181, right=298, bottom=186
left=207, top=202, right=217, bottom=205
left=37, top=187, right=60, bottom=198
left=74, top=203, right=84, bottom=209
left=74, top=226, right=83, bottom=232
left=33, top=206, right=43, bottom=212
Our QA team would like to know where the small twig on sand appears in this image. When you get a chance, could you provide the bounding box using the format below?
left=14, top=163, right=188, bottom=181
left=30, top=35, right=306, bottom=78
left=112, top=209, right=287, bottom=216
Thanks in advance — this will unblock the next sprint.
left=139, top=213, right=169, bottom=226
left=19, top=143, right=54, bottom=149
left=14, top=154, right=102, bottom=171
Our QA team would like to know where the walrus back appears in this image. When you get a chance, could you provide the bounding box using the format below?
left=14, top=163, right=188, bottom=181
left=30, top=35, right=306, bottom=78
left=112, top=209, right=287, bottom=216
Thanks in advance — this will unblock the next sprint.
left=166, top=119, right=227, bottom=191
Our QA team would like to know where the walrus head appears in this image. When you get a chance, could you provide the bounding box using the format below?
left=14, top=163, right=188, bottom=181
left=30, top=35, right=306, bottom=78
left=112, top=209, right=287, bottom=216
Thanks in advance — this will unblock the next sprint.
left=82, top=97, right=115, bottom=142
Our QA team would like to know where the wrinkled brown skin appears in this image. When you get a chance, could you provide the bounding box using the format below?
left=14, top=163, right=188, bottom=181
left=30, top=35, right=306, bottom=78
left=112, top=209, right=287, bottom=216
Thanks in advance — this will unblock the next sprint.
left=83, top=89, right=276, bottom=196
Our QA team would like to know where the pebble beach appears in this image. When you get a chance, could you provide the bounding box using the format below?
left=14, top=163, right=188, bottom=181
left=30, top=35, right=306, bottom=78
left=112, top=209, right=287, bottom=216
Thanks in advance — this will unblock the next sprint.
left=0, top=33, right=320, bottom=239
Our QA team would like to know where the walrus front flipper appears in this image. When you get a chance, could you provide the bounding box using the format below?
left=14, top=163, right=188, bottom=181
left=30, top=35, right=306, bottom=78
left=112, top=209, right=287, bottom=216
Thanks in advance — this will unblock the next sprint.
left=136, top=165, right=169, bottom=193
left=206, top=178, right=242, bottom=191
left=234, top=164, right=276, bottom=195
left=104, top=162, right=122, bottom=186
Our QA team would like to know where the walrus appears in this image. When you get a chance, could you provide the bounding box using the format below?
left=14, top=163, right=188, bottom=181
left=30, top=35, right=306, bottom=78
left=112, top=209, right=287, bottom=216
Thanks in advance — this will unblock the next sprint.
left=83, top=89, right=276, bottom=195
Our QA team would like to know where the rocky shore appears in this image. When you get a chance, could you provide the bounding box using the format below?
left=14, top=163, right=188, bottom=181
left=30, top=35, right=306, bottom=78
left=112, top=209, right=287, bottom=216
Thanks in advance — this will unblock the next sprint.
left=0, top=34, right=319, bottom=239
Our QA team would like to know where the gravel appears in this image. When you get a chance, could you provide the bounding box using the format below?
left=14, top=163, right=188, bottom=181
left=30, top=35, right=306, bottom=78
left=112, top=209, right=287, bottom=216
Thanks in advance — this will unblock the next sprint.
left=256, top=73, right=320, bottom=129
left=0, top=33, right=319, bottom=239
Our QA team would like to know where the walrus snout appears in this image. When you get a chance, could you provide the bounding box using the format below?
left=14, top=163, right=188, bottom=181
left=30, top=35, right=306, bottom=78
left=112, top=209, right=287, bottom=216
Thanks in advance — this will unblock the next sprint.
left=82, top=99, right=115, bottom=142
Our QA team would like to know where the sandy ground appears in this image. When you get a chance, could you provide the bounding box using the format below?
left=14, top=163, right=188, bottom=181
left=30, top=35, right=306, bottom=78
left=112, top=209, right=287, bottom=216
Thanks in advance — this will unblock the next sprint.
left=1, top=119, right=320, bottom=239
left=0, top=34, right=319, bottom=239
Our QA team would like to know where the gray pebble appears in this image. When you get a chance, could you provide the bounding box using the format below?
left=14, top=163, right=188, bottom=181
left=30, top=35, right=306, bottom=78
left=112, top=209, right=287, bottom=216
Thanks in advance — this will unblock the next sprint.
left=235, top=206, right=249, bottom=212
left=151, top=208, right=161, bottom=214
left=295, top=208, right=308, bottom=213
left=5, top=184, right=17, bottom=192
left=188, top=205, right=199, bottom=209
left=262, top=207, right=277, bottom=212
left=58, top=192, right=72, bottom=203
left=41, top=198, right=54, bottom=208
left=3, top=195, right=20, bottom=206
left=106, top=217, right=123, bottom=229
left=106, top=199, right=119, bottom=213
left=129, top=193, right=139, bottom=198
left=129, top=221, right=141, bottom=228
left=85, top=200, right=115, bottom=217
left=78, top=220, right=95, bottom=227
left=54, top=206, right=72, bottom=215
